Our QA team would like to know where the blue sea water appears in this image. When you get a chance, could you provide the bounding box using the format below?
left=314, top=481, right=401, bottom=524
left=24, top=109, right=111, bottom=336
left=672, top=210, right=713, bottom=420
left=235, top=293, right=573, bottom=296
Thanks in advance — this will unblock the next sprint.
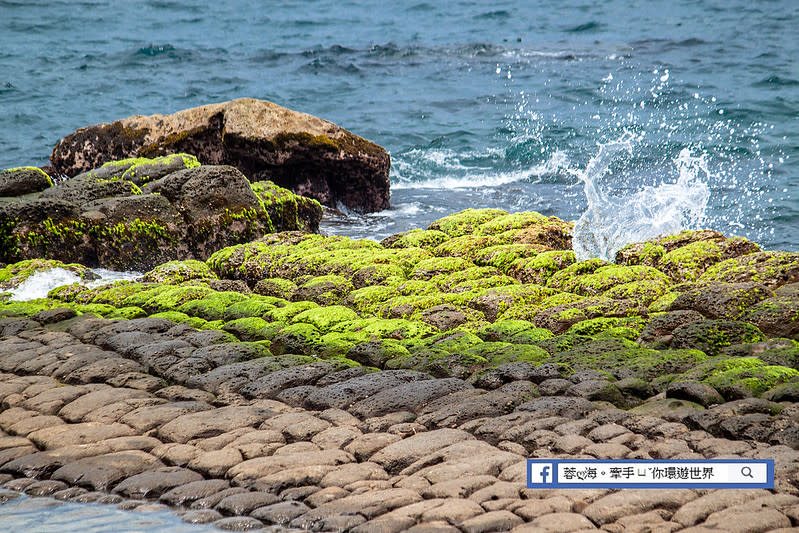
left=1, top=0, right=798, bottom=253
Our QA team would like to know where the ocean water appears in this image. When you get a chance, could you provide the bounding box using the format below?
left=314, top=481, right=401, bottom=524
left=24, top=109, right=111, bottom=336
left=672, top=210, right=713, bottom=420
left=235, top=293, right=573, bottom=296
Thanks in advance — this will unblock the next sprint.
left=1, top=0, right=797, bottom=256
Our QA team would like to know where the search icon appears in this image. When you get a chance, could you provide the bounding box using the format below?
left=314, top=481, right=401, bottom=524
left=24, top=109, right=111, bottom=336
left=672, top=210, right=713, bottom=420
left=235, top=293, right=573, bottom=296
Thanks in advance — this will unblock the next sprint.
left=741, top=466, right=754, bottom=478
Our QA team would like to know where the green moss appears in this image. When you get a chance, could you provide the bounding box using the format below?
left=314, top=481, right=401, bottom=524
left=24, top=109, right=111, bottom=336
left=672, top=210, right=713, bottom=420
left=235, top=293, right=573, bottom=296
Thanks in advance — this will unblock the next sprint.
left=253, top=277, right=297, bottom=299
left=464, top=341, right=549, bottom=365
left=270, top=322, right=322, bottom=355
left=699, top=251, right=799, bottom=287
left=0, top=299, right=54, bottom=317
left=318, top=331, right=370, bottom=357
left=660, top=240, right=723, bottom=281
left=149, top=311, right=208, bottom=329
left=681, top=357, right=799, bottom=397
left=412, top=256, right=473, bottom=280
left=344, top=285, right=397, bottom=315
left=381, top=229, right=450, bottom=250
left=144, top=285, right=216, bottom=313
left=142, top=260, right=216, bottom=285
left=89, top=282, right=151, bottom=306
left=0, top=259, right=96, bottom=289
left=472, top=244, right=544, bottom=273
left=351, top=264, right=406, bottom=288
left=432, top=234, right=497, bottom=260
left=177, top=291, right=249, bottom=321
left=222, top=317, right=273, bottom=341
left=113, top=306, right=147, bottom=319
left=428, top=208, right=508, bottom=237
left=332, top=317, right=436, bottom=340
left=266, top=300, right=319, bottom=322
left=648, top=291, right=680, bottom=313
left=476, top=319, right=553, bottom=343
left=672, top=320, right=766, bottom=357
left=223, top=297, right=279, bottom=320
left=469, top=283, right=558, bottom=321
left=475, top=211, right=550, bottom=235
left=547, top=263, right=670, bottom=297
left=508, top=250, right=576, bottom=284
left=292, top=305, right=359, bottom=333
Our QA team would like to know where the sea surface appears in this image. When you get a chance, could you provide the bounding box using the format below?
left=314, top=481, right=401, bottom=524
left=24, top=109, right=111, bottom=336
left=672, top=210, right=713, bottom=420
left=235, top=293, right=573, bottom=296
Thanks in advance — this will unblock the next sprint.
left=2, top=0, right=798, bottom=256
left=0, top=0, right=798, bottom=528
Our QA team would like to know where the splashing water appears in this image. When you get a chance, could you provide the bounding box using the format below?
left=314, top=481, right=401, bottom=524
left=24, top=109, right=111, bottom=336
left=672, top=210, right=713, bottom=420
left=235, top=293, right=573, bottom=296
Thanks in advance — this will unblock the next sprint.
left=570, top=133, right=711, bottom=261
left=8, top=268, right=142, bottom=301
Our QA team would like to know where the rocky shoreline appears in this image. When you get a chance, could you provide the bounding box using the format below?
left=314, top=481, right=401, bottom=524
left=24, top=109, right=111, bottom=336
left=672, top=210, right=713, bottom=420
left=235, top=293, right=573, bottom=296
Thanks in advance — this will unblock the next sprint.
left=0, top=206, right=797, bottom=530
left=1, top=100, right=798, bottom=531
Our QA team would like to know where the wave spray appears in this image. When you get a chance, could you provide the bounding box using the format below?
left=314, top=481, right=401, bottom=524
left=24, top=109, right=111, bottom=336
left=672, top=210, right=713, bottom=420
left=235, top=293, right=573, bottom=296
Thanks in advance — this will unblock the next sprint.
left=570, top=132, right=711, bottom=261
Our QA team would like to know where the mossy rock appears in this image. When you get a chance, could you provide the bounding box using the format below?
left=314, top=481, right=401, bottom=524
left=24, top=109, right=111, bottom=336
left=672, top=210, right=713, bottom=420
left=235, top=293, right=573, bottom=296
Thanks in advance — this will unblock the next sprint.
left=550, top=338, right=709, bottom=381
left=419, top=350, right=491, bottom=379
left=270, top=322, right=323, bottom=355
left=472, top=244, right=545, bottom=273
left=333, top=317, right=436, bottom=340
left=292, top=275, right=354, bottom=306
left=380, top=229, right=449, bottom=250
left=547, top=263, right=670, bottom=298
left=567, top=316, right=647, bottom=338
left=376, top=294, right=447, bottom=320
left=670, top=319, right=766, bottom=357
left=508, top=250, right=576, bottom=284
left=177, top=291, right=249, bottom=321
left=47, top=283, right=90, bottom=303
left=142, top=260, right=217, bottom=284
left=266, top=300, right=319, bottom=323
left=0, top=299, right=54, bottom=317
left=475, top=211, right=550, bottom=235
left=464, top=341, right=549, bottom=365
left=648, top=291, right=680, bottom=313
left=343, top=285, right=397, bottom=315
left=123, top=285, right=174, bottom=308
left=722, top=339, right=799, bottom=370
left=0, top=259, right=97, bottom=290
left=221, top=317, right=275, bottom=341
left=351, top=264, right=406, bottom=289
left=222, top=296, right=281, bottom=320
left=149, top=311, right=209, bottom=330
left=0, top=166, right=53, bottom=196
left=318, top=331, right=370, bottom=357
left=615, top=241, right=666, bottom=267
left=698, top=251, right=799, bottom=288
left=143, top=285, right=216, bottom=313
left=668, top=282, right=773, bottom=320
left=253, top=278, right=297, bottom=299
left=411, top=256, right=474, bottom=280
left=430, top=266, right=506, bottom=291
left=676, top=356, right=799, bottom=398
left=476, top=319, right=552, bottom=342
left=433, top=234, right=497, bottom=261
left=496, top=220, right=573, bottom=250
left=532, top=296, right=644, bottom=335
left=347, top=339, right=411, bottom=367
left=428, top=208, right=508, bottom=237
left=88, top=282, right=153, bottom=306
left=741, top=295, right=799, bottom=339
left=104, top=153, right=200, bottom=185
left=251, top=180, right=323, bottom=233
left=469, top=283, right=558, bottom=322
left=114, top=306, right=148, bottom=319
left=417, top=330, right=483, bottom=354
left=292, top=305, right=359, bottom=333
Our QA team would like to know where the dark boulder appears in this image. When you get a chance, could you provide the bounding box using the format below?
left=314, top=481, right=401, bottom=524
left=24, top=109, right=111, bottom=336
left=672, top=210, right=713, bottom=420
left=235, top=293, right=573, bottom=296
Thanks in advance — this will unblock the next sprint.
left=0, top=167, right=53, bottom=196
left=50, top=98, right=390, bottom=212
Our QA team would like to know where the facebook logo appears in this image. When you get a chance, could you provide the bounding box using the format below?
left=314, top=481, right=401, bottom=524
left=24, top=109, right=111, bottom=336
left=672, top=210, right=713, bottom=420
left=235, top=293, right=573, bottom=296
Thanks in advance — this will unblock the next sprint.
left=528, top=462, right=555, bottom=486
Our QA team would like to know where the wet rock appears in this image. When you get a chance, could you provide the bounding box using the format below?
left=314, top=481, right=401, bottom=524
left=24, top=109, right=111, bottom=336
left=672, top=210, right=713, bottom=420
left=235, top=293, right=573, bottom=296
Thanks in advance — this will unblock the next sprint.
left=239, top=363, right=333, bottom=399
left=215, top=491, right=280, bottom=515
left=566, top=380, right=625, bottom=406
left=111, top=466, right=203, bottom=499
left=250, top=501, right=310, bottom=525
left=212, top=516, right=265, bottom=531
left=160, top=479, right=232, bottom=507
left=51, top=98, right=389, bottom=213
left=293, top=488, right=422, bottom=525
left=181, top=509, right=224, bottom=524
left=120, top=401, right=212, bottom=433
left=417, top=382, right=538, bottom=428
left=51, top=450, right=163, bottom=491
left=23, top=479, right=68, bottom=497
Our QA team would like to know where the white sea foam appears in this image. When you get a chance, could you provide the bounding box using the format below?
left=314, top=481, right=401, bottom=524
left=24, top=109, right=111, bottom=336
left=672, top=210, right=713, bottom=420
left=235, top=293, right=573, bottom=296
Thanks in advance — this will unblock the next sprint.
left=570, top=132, right=711, bottom=261
left=8, top=268, right=142, bottom=302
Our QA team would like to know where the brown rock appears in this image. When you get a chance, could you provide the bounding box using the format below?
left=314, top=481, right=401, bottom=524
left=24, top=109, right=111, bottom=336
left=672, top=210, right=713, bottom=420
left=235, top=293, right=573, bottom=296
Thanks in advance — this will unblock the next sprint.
left=583, top=489, right=696, bottom=525
left=59, top=387, right=151, bottom=423
left=459, top=510, right=523, bottom=532
left=227, top=449, right=353, bottom=485
left=189, top=447, right=243, bottom=478
left=421, top=498, right=485, bottom=524
left=344, top=432, right=402, bottom=461
left=531, top=512, right=597, bottom=532
left=51, top=98, right=390, bottom=212
left=120, top=401, right=212, bottom=433
left=158, top=405, right=274, bottom=443
left=370, top=428, right=474, bottom=474
left=215, top=491, right=280, bottom=515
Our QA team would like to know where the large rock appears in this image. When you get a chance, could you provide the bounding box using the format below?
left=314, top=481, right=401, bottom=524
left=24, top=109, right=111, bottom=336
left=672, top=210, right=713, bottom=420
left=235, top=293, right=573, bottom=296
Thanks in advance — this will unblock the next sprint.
left=50, top=98, right=390, bottom=212
left=0, top=161, right=321, bottom=270
left=0, top=167, right=53, bottom=197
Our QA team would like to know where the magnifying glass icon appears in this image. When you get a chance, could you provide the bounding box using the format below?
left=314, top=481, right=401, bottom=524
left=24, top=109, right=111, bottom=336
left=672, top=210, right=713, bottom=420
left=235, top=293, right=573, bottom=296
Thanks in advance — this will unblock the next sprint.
left=741, top=466, right=754, bottom=478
